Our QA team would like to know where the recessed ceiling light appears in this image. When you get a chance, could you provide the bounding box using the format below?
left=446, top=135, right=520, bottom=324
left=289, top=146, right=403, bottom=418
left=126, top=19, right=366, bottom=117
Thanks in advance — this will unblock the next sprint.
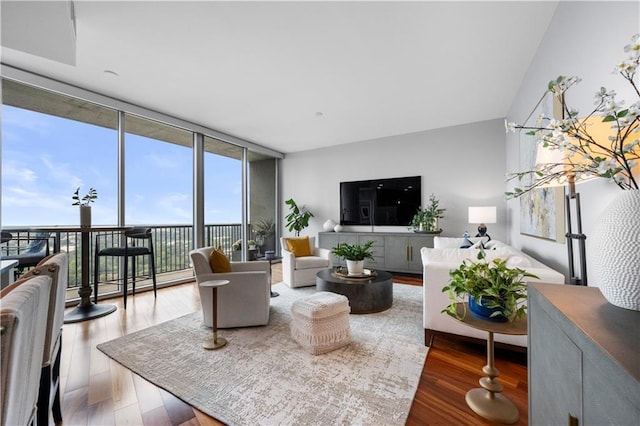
left=104, top=70, right=119, bottom=77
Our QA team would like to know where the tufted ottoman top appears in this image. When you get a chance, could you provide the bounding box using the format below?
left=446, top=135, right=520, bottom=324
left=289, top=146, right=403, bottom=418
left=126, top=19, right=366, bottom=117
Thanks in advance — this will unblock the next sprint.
left=291, top=291, right=350, bottom=319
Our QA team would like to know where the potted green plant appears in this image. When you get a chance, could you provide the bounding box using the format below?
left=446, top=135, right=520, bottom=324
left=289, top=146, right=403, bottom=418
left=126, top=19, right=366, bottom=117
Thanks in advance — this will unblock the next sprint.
left=72, top=187, right=98, bottom=228
left=441, top=250, right=538, bottom=322
left=253, top=218, right=275, bottom=251
left=285, top=198, right=314, bottom=236
left=331, top=240, right=375, bottom=275
left=409, top=194, right=445, bottom=233
left=253, top=218, right=275, bottom=237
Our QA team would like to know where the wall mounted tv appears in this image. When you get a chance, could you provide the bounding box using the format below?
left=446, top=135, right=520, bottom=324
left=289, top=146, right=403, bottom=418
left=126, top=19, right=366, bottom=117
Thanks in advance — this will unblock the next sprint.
left=339, top=176, right=421, bottom=226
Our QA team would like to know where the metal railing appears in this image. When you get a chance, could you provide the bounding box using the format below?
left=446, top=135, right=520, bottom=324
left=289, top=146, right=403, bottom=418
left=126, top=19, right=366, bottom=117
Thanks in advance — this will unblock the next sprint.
left=1, top=224, right=245, bottom=300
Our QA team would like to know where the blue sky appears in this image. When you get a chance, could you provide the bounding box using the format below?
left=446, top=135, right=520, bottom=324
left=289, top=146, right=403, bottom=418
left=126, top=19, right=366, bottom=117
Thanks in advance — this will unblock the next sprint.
left=2, top=105, right=242, bottom=226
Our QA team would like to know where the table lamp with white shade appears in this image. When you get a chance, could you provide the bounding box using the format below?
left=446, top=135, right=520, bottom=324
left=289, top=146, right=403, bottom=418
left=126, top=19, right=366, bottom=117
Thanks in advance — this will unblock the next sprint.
left=468, top=206, right=497, bottom=239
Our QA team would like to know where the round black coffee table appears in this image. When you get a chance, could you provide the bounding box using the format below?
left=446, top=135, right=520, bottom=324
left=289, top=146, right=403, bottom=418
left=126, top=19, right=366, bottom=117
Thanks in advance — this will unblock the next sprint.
left=315, top=268, right=393, bottom=314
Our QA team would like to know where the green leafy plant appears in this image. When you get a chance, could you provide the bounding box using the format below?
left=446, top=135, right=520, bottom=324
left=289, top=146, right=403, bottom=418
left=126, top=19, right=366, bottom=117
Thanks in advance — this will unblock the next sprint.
left=409, top=194, right=445, bottom=231
left=72, top=187, right=98, bottom=206
left=331, top=240, right=375, bottom=261
left=441, top=250, right=538, bottom=321
left=253, top=218, right=275, bottom=236
left=284, top=198, right=314, bottom=236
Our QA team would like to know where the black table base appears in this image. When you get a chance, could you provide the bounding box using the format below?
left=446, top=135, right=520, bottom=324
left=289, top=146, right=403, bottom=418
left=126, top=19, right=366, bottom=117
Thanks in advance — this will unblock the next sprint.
left=64, top=302, right=117, bottom=324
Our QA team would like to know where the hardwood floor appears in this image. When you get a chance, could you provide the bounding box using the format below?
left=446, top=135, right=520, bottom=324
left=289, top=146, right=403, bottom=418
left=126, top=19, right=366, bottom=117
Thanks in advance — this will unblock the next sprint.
left=57, top=268, right=527, bottom=425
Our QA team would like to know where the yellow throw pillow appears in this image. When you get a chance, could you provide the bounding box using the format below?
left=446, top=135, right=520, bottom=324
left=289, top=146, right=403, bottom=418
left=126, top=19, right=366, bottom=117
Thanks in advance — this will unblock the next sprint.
left=286, top=236, right=312, bottom=257
left=209, top=247, right=232, bottom=273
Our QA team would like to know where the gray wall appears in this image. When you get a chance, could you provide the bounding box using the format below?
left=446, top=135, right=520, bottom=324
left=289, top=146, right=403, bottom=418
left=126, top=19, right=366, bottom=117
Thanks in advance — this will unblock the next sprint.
left=250, top=158, right=277, bottom=223
left=506, top=1, right=639, bottom=282
left=281, top=118, right=508, bottom=242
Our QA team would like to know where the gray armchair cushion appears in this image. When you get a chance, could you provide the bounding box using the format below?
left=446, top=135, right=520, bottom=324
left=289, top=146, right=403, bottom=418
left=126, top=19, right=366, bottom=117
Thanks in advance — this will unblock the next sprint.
left=189, top=247, right=270, bottom=328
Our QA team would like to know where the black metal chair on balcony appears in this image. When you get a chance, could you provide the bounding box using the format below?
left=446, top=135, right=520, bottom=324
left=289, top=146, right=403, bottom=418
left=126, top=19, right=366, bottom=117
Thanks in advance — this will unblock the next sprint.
left=2, top=231, right=51, bottom=279
left=1, top=230, right=12, bottom=244
left=93, top=227, right=157, bottom=309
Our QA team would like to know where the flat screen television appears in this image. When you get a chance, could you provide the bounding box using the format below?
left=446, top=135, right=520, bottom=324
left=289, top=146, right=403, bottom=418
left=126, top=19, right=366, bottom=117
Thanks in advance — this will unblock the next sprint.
left=339, top=176, right=421, bottom=226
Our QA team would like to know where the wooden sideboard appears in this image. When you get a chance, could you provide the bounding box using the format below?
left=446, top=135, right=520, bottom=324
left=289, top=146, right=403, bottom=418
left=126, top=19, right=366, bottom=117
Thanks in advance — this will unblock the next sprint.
left=318, top=231, right=434, bottom=273
left=528, top=283, right=639, bottom=425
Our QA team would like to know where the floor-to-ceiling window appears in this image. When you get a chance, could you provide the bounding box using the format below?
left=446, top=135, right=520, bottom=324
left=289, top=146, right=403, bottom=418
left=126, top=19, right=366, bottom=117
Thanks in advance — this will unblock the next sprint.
left=124, top=114, right=193, bottom=225
left=1, top=79, right=118, bottom=227
left=203, top=136, right=242, bottom=258
left=1, top=79, right=118, bottom=290
left=1, top=76, right=282, bottom=302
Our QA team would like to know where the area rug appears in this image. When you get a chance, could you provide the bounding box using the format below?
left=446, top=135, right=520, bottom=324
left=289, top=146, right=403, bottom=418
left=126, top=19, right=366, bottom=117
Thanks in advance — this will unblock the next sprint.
left=97, top=283, right=427, bottom=425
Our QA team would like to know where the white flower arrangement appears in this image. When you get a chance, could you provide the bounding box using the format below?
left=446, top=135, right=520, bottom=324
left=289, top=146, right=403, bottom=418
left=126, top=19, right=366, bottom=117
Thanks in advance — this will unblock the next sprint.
left=505, top=34, right=640, bottom=197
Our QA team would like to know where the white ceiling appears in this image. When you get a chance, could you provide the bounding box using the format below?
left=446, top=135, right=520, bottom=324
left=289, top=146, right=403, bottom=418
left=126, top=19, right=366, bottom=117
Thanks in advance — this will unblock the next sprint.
left=1, top=1, right=558, bottom=154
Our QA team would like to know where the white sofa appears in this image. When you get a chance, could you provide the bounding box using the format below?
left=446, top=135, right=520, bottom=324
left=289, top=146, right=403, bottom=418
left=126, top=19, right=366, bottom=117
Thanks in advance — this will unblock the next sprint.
left=421, top=238, right=565, bottom=348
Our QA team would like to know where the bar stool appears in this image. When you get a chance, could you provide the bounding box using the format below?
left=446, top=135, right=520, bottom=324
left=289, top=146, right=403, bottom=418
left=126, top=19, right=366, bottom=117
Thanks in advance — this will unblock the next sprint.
left=94, top=227, right=157, bottom=309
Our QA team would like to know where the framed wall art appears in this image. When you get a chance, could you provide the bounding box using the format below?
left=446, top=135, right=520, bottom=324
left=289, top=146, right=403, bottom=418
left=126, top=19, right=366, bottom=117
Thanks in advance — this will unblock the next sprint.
left=518, top=92, right=565, bottom=242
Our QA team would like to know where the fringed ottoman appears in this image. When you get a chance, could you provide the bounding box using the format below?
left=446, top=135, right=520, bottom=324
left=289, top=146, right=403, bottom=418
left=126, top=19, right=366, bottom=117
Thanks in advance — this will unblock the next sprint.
left=290, top=291, right=351, bottom=355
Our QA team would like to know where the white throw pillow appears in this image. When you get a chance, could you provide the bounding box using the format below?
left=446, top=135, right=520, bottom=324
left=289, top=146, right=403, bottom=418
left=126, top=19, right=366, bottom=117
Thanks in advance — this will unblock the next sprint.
left=422, top=248, right=482, bottom=264
left=433, top=237, right=464, bottom=249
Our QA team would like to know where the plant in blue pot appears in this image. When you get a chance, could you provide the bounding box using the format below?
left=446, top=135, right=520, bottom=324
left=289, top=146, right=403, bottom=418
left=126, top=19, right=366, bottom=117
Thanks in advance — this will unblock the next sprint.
left=441, top=250, right=538, bottom=322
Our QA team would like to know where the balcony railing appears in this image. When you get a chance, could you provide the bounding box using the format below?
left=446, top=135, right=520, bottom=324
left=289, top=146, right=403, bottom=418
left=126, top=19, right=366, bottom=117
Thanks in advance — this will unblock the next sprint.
left=1, top=224, right=247, bottom=301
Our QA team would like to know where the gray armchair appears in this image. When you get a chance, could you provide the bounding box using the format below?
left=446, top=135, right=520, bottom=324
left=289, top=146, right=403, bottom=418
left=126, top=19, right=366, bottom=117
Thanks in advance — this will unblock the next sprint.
left=189, top=247, right=270, bottom=328
left=1, top=270, right=52, bottom=426
left=22, top=253, right=68, bottom=425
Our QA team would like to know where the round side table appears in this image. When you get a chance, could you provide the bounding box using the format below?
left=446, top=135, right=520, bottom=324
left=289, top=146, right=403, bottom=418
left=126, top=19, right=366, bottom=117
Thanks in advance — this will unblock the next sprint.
left=199, top=279, right=230, bottom=350
left=257, top=255, right=282, bottom=297
left=447, top=302, right=527, bottom=424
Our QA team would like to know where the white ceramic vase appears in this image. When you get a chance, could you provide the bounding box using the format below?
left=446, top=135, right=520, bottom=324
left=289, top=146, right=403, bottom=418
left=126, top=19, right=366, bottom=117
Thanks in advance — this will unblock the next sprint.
left=80, top=205, right=92, bottom=228
left=588, top=189, right=640, bottom=311
left=323, top=219, right=336, bottom=232
left=346, top=260, right=364, bottom=275
left=334, top=224, right=343, bottom=233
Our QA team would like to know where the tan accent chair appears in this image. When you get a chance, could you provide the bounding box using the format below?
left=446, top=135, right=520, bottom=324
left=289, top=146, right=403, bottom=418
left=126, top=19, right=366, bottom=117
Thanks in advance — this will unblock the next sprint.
left=1, top=272, right=52, bottom=426
left=280, top=236, right=331, bottom=288
left=189, top=247, right=270, bottom=328
left=21, top=253, right=68, bottom=425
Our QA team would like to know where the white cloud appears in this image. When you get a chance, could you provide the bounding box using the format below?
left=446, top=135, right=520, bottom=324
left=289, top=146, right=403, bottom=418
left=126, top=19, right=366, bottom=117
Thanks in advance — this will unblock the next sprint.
left=157, top=193, right=192, bottom=221
left=1, top=162, right=38, bottom=183
left=40, top=155, right=84, bottom=190
left=2, top=106, right=53, bottom=138
left=146, top=152, right=180, bottom=169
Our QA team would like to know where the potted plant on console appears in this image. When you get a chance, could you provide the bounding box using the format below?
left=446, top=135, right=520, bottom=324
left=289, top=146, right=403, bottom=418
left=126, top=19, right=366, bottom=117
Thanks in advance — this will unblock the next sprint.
left=441, top=250, right=538, bottom=322
left=72, top=187, right=98, bottom=228
left=331, top=240, right=375, bottom=276
left=409, top=193, right=445, bottom=233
